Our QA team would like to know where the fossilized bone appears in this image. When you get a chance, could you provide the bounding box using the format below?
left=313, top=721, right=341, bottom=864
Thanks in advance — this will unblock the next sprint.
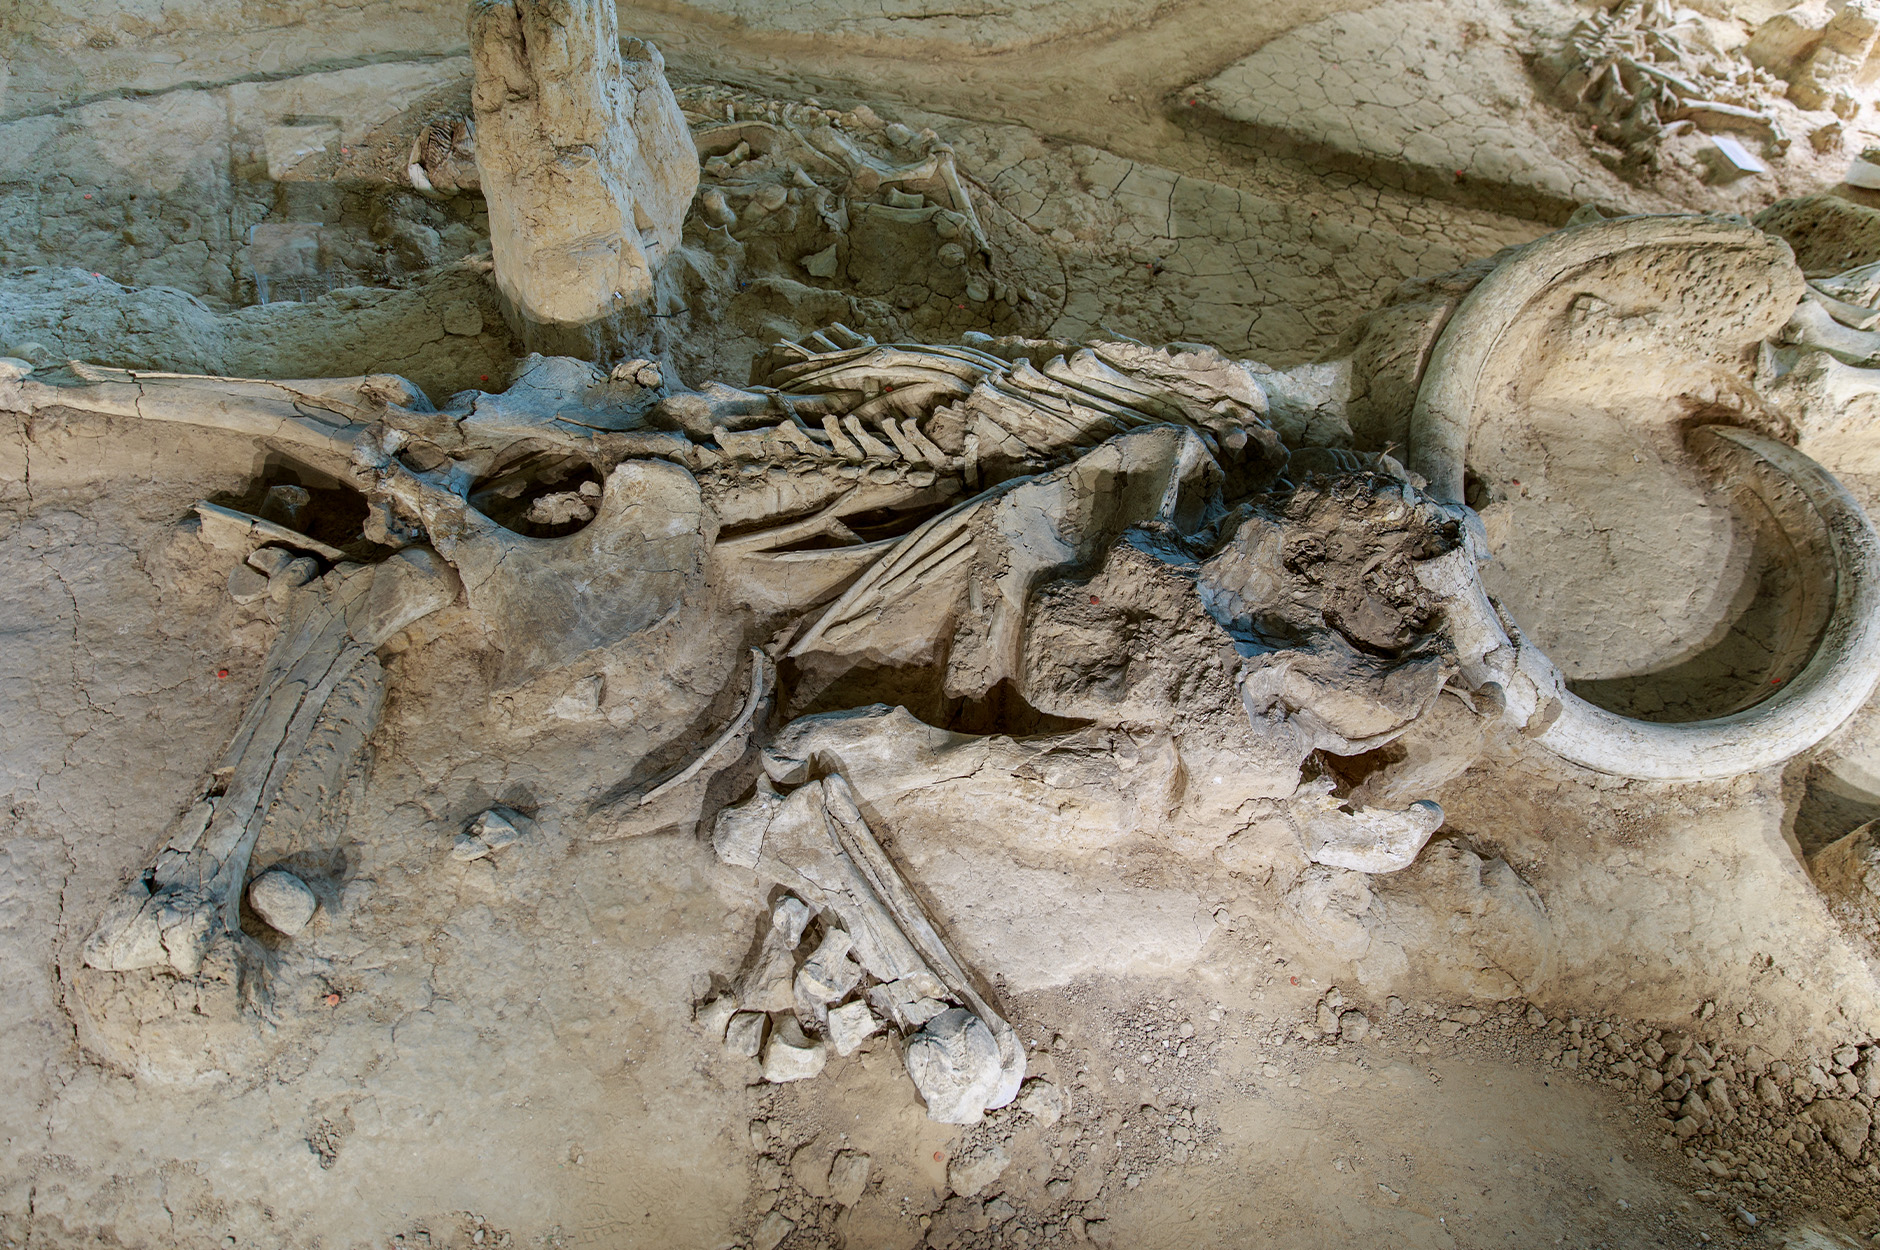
left=371, top=453, right=710, bottom=685
left=1534, top=0, right=1791, bottom=168
left=82, top=548, right=459, bottom=978
left=1409, top=214, right=1880, bottom=780
left=1, top=363, right=382, bottom=460
left=708, top=769, right=1024, bottom=1122
left=470, top=0, right=696, bottom=323
left=634, top=647, right=772, bottom=807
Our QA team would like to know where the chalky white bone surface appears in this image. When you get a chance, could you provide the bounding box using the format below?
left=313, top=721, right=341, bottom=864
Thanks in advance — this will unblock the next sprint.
left=470, top=0, right=696, bottom=324
left=1410, top=213, right=1880, bottom=780
left=82, top=549, right=458, bottom=978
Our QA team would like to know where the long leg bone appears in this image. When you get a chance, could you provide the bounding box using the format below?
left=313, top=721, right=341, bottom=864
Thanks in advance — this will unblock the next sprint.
left=711, top=772, right=1024, bottom=1123
left=82, top=548, right=458, bottom=980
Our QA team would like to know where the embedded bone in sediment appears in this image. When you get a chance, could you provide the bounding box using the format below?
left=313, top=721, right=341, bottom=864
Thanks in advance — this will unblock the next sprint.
left=710, top=772, right=1023, bottom=1120
left=1811, top=260, right=1880, bottom=314
left=1765, top=348, right=1880, bottom=475
left=1289, top=775, right=1446, bottom=874
left=761, top=335, right=1276, bottom=486
left=1803, top=283, right=1880, bottom=332
left=841, top=415, right=897, bottom=460
left=374, top=457, right=709, bottom=687
left=632, top=648, right=772, bottom=807
left=1783, top=297, right=1880, bottom=365
left=5, top=364, right=385, bottom=458
left=1410, top=215, right=1880, bottom=779
left=407, top=115, right=479, bottom=196
left=194, top=501, right=347, bottom=562
left=470, top=0, right=696, bottom=324
left=786, top=481, right=1016, bottom=657
left=81, top=549, right=458, bottom=977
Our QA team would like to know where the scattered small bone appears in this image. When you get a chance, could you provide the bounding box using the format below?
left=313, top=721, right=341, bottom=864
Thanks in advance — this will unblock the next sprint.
left=247, top=869, right=318, bottom=935
left=1016, top=1078, right=1063, bottom=1127
left=524, top=491, right=596, bottom=526
left=699, top=187, right=736, bottom=227
left=772, top=896, right=811, bottom=948
left=947, top=1143, right=1010, bottom=1197
left=247, top=546, right=297, bottom=578
left=827, top=1000, right=881, bottom=1056
left=270, top=556, right=322, bottom=600
left=451, top=833, right=491, bottom=861
left=695, top=995, right=737, bottom=1041
left=452, top=809, right=523, bottom=861
left=608, top=359, right=662, bottom=389
left=905, top=1007, right=1005, bottom=1124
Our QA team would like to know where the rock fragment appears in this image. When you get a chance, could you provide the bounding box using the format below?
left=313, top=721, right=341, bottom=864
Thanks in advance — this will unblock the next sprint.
left=1016, top=1078, right=1063, bottom=1127
left=247, top=869, right=318, bottom=935
left=827, top=1000, right=881, bottom=1056
left=751, top=1211, right=794, bottom=1250
left=1805, top=1098, right=1872, bottom=1162
left=947, top=1143, right=1011, bottom=1197
left=905, top=1007, right=1005, bottom=1124
left=829, top=1150, right=870, bottom=1207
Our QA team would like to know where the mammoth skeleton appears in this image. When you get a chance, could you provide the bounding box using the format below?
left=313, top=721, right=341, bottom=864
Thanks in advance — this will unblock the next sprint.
left=17, top=212, right=1880, bottom=1118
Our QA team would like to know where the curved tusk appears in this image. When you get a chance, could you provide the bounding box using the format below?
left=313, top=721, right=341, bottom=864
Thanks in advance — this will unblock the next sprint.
left=1409, top=214, right=1796, bottom=504
left=1407, top=215, right=1880, bottom=779
left=1530, top=428, right=1880, bottom=780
